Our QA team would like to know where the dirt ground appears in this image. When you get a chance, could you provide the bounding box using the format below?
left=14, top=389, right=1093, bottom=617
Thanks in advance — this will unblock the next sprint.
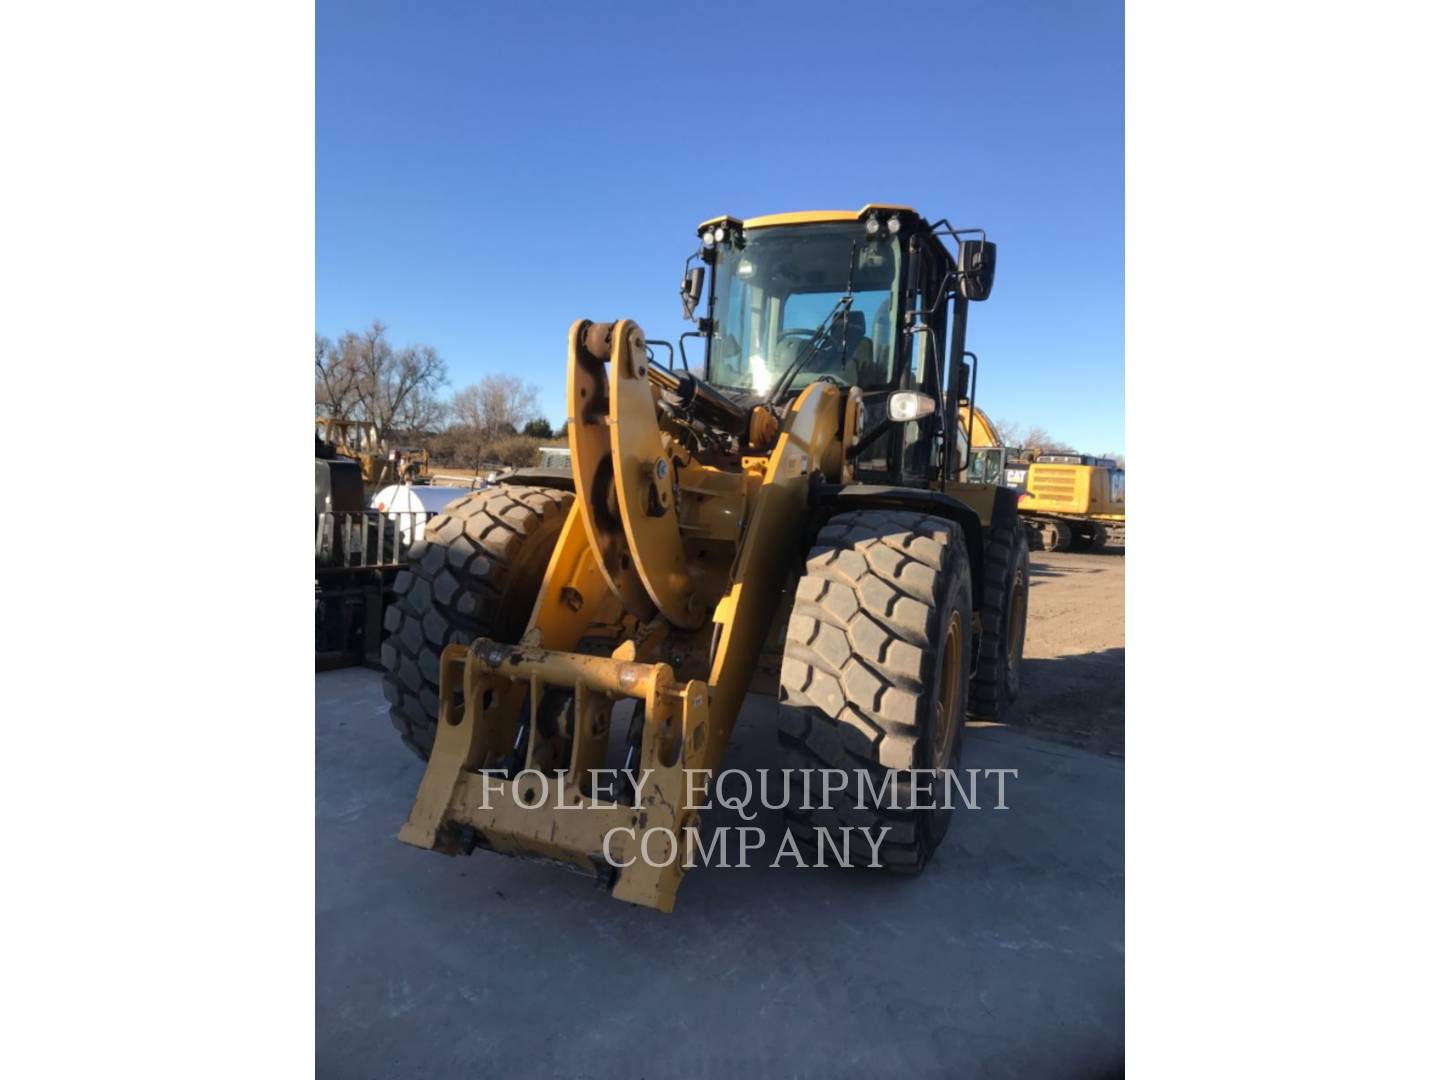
left=1006, top=545, right=1125, bottom=758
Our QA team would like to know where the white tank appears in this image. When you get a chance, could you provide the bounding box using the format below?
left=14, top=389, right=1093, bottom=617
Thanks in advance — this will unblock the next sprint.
left=370, top=485, right=475, bottom=546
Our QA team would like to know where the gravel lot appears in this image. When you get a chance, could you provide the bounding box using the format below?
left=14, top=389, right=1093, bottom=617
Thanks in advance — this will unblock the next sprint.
left=1014, top=547, right=1125, bottom=757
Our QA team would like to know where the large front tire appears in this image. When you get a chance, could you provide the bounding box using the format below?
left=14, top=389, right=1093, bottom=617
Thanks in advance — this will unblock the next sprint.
left=381, top=484, right=573, bottom=758
left=777, top=509, right=972, bottom=872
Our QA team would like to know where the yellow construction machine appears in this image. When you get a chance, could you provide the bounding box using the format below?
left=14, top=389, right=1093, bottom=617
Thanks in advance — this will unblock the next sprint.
left=1018, top=453, right=1125, bottom=551
left=380, top=205, right=1031, bottom=911
left=316, top=416, right=431, bottom=490
left=956, top=404, right=1124, bottom=551
left=958, top=403, right=1030, bottom=492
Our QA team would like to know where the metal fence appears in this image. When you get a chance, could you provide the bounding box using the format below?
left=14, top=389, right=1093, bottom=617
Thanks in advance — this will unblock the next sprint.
left=315, top=510, right=424, bottom=571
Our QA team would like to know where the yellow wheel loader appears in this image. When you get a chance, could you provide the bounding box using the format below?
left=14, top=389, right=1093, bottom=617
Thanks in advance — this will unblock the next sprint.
left=380, top=205, right=1030, bottom=911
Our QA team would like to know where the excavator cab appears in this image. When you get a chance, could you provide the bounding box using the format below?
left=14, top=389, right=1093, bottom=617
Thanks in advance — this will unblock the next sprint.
left=966, top=446, right=1030, bottom=492
left=968, top=446, right=1006, bottom=485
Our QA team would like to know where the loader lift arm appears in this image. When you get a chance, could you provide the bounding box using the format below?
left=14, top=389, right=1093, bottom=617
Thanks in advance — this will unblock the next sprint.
left=399, top=319, right=848, bottom=911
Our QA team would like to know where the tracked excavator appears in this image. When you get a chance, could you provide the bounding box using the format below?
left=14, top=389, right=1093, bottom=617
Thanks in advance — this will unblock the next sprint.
left=958, top=404, right=1124, bottom=551
left=1019, top=453, right=1125, bottom=551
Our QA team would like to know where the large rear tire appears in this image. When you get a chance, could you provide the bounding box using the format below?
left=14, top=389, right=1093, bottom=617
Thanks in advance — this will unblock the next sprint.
left=777, top=509, right=972, bottom=872
left=971, top=503, right=1029, bottom=721
left=381, top=484, right=573, bottom=758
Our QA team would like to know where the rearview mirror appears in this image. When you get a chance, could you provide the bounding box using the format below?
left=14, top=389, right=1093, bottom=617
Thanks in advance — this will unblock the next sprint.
left=681, top=267, right=705, bottom=321
left=956, top=240, right=996, bottom=301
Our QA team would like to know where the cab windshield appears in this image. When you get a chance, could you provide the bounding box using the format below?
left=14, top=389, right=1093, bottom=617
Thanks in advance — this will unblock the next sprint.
left=706, top=223, right=901, bottom=399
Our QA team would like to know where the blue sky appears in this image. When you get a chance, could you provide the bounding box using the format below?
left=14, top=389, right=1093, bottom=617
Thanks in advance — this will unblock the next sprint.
left=318, top=0, right=1123, bottom=453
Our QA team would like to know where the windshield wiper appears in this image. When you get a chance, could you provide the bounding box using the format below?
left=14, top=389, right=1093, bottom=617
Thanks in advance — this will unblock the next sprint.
left=765, top=241, right=860, bottom=406
left=764, top=296, right=850, bottom=404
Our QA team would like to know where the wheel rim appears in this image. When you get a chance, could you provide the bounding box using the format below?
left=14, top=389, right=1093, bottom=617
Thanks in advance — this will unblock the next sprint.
left=935, top=612, right=963, bottom=767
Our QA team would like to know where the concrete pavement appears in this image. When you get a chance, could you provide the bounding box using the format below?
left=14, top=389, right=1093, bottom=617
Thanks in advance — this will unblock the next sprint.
left=317, top=667, right=1123, bottom=1079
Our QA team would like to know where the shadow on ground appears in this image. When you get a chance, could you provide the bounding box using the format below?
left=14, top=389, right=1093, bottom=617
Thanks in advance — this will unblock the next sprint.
left=1029, top=562, right=1107, bottom=582
left=1009, top=648, right=1125, bottom=758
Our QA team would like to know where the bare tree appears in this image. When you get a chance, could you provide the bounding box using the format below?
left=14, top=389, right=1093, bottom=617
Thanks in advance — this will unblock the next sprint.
left=314, top=321, right=449, bottom=439
left=1020, top=426, right=1076, bottom=454
left=387, top=345, right=449, bottom=435
left=351, top=323, right=448, bottom=439
left=990, top=417, right=1022, bottom=447
left=315, top=332, right=361, bottom=419
left=451, top=375, right=538, bottom=439
left=450, top=375, right=540, bottom=473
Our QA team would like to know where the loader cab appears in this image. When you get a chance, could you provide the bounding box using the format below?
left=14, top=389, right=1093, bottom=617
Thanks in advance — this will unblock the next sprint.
left=693, top=205, right=993, bottom=491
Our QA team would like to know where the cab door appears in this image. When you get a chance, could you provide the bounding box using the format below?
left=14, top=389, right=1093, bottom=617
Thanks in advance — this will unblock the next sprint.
left=896, top=238, right=948, bottom=485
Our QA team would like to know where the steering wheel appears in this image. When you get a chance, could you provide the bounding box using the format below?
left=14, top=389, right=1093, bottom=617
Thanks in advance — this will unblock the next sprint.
left=776, top=325, right=838, bottom=365
left=770, top=326, right=820, bottom=368
left=768, top=324, right=846, bottom=402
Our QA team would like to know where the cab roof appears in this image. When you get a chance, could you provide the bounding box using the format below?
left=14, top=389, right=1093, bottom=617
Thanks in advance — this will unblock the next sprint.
left=697, top=203, right=915, bottom=231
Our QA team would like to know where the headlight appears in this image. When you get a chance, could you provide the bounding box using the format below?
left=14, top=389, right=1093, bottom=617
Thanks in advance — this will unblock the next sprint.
left=702, top=228, right=716, bottom=247
left=887, top=391, right=937, bottom=422
left=864, top=216, right=881, bottom=236
left=886, top=215, right=901, bottom=234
